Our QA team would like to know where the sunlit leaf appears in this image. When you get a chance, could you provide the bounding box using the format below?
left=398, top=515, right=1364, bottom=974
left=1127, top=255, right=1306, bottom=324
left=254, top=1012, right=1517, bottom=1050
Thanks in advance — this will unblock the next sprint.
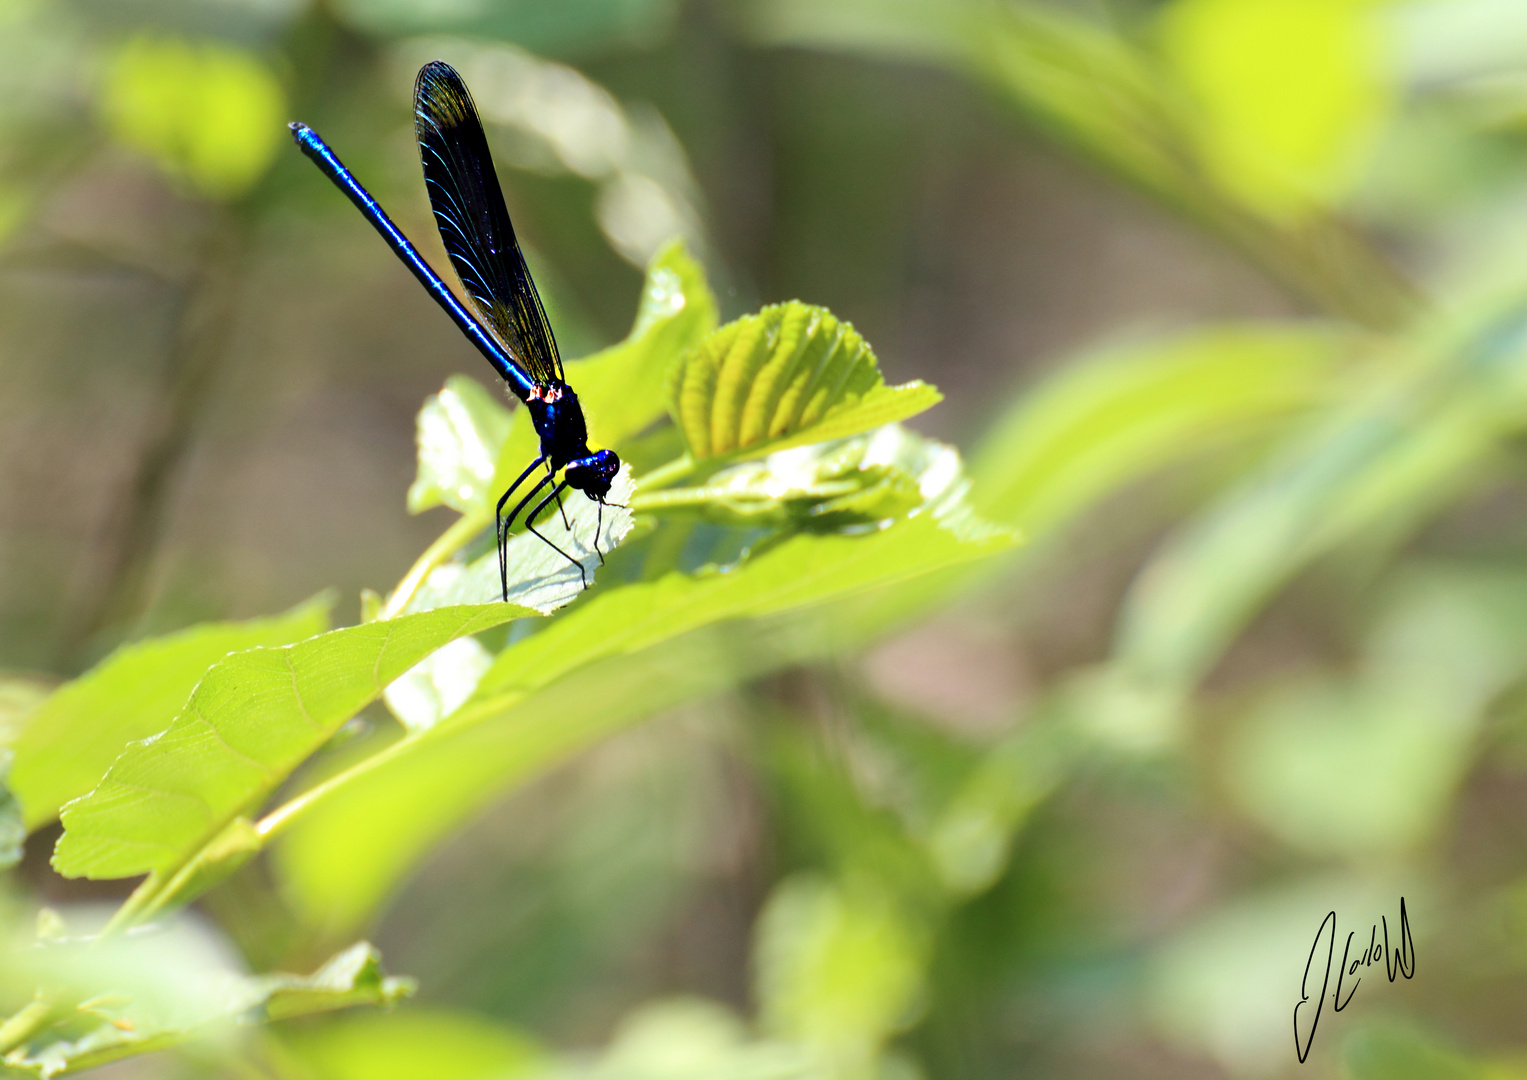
left=633, top=424, right=951, bottom=528
left=407, top=377, right=516, bottom=516
left=11, top=596, right=333, bottom=830
left=1158, top=0, right=1394, bottom=219
left=399, top=242, right=703, bottom=612
left=403, top=467, right=635, bottom=615
left=666, top=302, right=940, bottom=463
left=53, top=602, right=537, bottom=883
left=275, top=475, right=1013, bottom=929
left=484, top=241, right=715, bottom=517
left=571, top=239, right=718, bottom=451
left=282, top=1008, right=546, bottom=1080
left=383, top=637, right=494, bottom=735
left=100, top=35, right=286, bottom=200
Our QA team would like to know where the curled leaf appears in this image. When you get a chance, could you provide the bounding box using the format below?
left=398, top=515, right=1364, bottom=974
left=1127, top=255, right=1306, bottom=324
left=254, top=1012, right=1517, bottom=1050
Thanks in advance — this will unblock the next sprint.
left=667, top=302, right=940, bottom=463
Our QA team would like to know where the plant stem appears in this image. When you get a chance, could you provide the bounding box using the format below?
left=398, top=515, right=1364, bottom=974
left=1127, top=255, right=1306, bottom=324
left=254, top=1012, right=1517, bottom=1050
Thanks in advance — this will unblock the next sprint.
left=255, top=732, right=419, bottom=842
left=0, top=999, right=55, bottom=1055
left=96, top=871, right=165, bottom=940
left=633, top=454, right=698, bottom=493
left=379, top=511, right=487, bottom=620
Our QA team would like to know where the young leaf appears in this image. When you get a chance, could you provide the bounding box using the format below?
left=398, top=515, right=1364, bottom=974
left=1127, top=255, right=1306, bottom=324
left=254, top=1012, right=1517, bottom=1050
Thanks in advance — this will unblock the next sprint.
left=667, top=302, right=940, bottom=464
left=11, top=595, right=334, bottom=830
left=406, top=376, right=515, bottom=516
left=52, top=602, right=536, bottom=883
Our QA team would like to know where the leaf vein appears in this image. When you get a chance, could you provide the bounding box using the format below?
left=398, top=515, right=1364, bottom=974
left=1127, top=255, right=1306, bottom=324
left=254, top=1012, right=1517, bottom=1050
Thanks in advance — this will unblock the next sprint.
left=286, top=650, right=321, bottom=729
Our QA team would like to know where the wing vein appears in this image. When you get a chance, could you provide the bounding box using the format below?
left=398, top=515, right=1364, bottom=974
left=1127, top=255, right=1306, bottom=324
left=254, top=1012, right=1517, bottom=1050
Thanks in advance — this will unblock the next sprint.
left=414, top=61, right=563, bottom=385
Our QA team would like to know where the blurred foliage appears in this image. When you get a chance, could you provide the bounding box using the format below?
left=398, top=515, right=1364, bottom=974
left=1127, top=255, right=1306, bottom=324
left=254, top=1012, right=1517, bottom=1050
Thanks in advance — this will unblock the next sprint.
left=100, top=36, right=286, bottom=199
left=7, top=0, right=1527, bottom=1077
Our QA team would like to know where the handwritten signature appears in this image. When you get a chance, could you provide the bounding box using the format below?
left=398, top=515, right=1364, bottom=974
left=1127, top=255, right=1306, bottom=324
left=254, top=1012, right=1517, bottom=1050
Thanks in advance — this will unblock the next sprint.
left=1294, top=897, right=1415, bottom=1063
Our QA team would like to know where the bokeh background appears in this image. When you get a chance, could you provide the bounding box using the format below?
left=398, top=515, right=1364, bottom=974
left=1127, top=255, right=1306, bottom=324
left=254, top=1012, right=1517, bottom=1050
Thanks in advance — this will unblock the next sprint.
left=5, top=0, right=1527, bottom=1076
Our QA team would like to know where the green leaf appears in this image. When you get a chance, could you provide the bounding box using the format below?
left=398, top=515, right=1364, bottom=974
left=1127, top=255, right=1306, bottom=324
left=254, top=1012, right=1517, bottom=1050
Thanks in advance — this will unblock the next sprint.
left=100, top=36, right=286, bottom=200
left=382, top=638, right=495, bottom=735
left=275, top=475, right=1012, bottom=930
left=573, top=239, right=718, bottom=451
left=971, top=324, right=1346, bottom=540
left=1114, top=298, right=1527, bottom=704
left=632, top=424, right=948, bottom=527
left=486, top=240, right=717, bottom=499
left=406, top=376, right=516, bottom=516
left=1158, top=0, right=1394, bottom=219
left=0, top=678, right=50, bottom=871
left=403, top=468, right=635, bottom=616
left=52, top=602, right=536, bottom=883
left=281, top=1008, right=546, bottom=1080
left=11, top=596, right=334, bottom=830
left=744, top=0, right=1416, bottom=329
left=257, top=942, right=415, bottom=1021
left=1, top=927, right=412, bottom=1078
left=666, top=302, right=940, bottom=463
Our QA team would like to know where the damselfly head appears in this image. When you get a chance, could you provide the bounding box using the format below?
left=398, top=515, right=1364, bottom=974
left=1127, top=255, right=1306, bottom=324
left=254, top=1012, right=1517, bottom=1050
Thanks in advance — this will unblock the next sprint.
left=565, top=449, right=620, bottom=499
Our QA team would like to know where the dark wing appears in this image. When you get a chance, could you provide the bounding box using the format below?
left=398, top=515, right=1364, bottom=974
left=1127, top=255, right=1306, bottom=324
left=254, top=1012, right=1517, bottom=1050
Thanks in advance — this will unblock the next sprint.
left=414, top=61, right=562, bottom=385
